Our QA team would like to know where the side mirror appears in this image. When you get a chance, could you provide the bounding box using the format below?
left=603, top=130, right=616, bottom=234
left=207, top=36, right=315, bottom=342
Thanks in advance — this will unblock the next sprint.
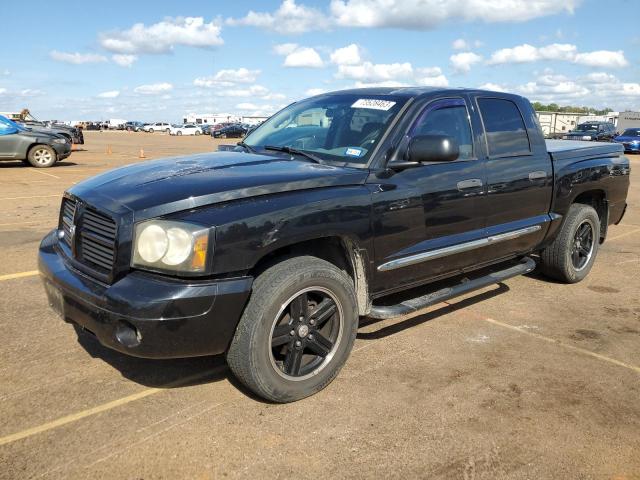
left=408, top=135, right=459, bottom=163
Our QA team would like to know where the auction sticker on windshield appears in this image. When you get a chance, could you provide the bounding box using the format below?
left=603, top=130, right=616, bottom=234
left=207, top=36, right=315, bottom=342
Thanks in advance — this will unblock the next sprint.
left=351, top=99, right=396, bottom=111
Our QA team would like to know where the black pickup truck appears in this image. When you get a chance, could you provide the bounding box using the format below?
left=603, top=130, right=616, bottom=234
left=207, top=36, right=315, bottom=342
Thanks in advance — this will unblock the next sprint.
left=39, top=88, right=630, bottom=402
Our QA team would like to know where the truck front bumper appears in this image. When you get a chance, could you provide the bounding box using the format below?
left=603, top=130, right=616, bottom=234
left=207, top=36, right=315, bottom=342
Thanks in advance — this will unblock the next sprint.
left=38, top=230, right=253, bottom=359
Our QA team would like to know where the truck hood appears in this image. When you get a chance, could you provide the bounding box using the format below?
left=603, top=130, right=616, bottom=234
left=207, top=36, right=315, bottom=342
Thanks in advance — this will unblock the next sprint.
left=68, top=151, right=369, bottom=220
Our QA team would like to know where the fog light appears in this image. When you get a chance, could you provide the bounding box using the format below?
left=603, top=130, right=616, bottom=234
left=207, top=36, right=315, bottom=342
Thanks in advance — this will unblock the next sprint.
left=115, top=320, right=141, bottom=348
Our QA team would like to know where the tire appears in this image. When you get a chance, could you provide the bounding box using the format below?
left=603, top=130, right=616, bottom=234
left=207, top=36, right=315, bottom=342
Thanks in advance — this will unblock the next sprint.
left=27, top=145, right=57, bottom=168
left=149, top=129, right=154, bottom=133
left=177, top=131, right=182, bottom=136
left=165, top=128, right=170, bottom=133
left=540, top=203, right=600, bottom=283
left=227, top=256, right=358, bottom=403
left=195, top=131, right=201, bottom=136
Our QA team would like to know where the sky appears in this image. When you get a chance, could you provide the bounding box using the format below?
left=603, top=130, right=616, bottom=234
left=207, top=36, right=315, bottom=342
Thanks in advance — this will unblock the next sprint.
left=1, top=0, right=639, bottom=122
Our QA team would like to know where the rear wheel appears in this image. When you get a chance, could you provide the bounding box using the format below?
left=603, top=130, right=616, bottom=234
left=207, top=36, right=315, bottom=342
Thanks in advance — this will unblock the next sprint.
left=27, top=145, right=57, bottom=168
left=149, top=128, right=154, bottom=133
left=227, top=256, right=358, bottom=403
left=177, top=131, right=182, bottom=136
left=540, top=203, right=600, bottom=283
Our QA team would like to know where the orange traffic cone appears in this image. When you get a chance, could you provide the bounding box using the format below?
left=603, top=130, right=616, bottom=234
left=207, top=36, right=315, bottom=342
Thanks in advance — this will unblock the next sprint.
left=106, top=145, right=112, bottom=154
left=139, top=148, right=146, bottom=159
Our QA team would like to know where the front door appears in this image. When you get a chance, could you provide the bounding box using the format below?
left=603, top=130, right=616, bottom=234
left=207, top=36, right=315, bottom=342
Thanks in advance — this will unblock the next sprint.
left=370, top=97, right=487, bottom=294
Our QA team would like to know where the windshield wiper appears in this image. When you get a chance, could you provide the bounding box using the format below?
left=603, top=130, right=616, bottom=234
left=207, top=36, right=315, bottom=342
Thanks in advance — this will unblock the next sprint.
left=236, top=141, right=256, bottom=153
left=263, top=145, right=322, bottom=164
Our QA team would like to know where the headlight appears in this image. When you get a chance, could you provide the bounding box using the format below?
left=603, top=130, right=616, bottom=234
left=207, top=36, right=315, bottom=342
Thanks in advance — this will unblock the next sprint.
left=132, top=220, right=211, bottom=274
left=53, top=138, right=67, bottom=144
left=582, top=135, right=592, bottom=141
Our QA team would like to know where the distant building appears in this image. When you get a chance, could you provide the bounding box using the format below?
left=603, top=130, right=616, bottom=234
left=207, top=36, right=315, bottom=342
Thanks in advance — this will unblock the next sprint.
left=183, top=113, right=241, bottom=125
left=536, top=111, right=582, bottom=137
left=616, top=111, right=640, bottom=131
left=182, top=113, right=269, bottom=126
left=578, top=112, right=619, bottom=126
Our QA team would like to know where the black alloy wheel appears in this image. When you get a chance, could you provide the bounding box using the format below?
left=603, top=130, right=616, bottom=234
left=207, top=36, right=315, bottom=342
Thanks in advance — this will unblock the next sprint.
left=571, top=220, right=594, bottom=271
left=269, top=287, right=342, bottom=380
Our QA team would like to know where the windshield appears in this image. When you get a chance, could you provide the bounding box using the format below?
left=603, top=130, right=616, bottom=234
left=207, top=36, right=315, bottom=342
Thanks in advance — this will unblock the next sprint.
left=575, top=123, right=600, bottom=132
left=621, top=129, right=640, bottom=137
left=243, top=94, right=408, bottom=165
left=0, top=115, right=25, bottom=135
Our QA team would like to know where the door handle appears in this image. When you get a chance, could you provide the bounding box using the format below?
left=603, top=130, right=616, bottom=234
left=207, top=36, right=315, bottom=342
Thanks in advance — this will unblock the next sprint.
left=528, top=170, right=547, bottom=181
left=388, top=199, right=410, bottom=211
left=457, top=178, right=483, bottom=190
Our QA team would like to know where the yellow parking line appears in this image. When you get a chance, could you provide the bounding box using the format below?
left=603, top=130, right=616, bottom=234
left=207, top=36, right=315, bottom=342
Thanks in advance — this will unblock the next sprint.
left=0, top=194, right=60, bottom=201
left=29, top=169, right=60, bottom=179
left=608, top=228, right=640, bottom=241
left=0, top=271, right=39, bottom=281
left=0, top=366, right=226, bottom=447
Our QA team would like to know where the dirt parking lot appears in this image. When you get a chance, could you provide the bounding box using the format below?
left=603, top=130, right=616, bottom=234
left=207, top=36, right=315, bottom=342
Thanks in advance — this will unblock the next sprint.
left=1, top=131, right=639, bottom=479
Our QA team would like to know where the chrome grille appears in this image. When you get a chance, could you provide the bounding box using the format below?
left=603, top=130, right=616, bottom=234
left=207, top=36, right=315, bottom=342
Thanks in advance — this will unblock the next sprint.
left=61, top=198, right=76, bottom=248
left=79, top=208, right=117, bottom=271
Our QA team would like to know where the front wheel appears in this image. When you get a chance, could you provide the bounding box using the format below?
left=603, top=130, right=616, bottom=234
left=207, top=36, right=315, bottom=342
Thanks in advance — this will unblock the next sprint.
left=540, top=203, right=600, bottom=283
left=195, top=131, right=201, bottom=136
left=177, top=131, right=182, bottom=136
left=227, top=256, right=358, bottom=403
left=27, top=145, right=57, bottom=168
left=148, top=129, right=154, bottom=133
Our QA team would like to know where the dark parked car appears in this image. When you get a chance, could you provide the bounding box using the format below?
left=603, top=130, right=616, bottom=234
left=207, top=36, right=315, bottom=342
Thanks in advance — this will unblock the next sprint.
left=0, top=115, right=72, bottom=167
left=563, top=121, right=616, bottom=141
left=199, top=124, right=212, bottom=135
left=613, top=128, right=640, bottom=153
left=39, top=88, right=629, bottom=402
left=212, top=124, right=247, bottom=138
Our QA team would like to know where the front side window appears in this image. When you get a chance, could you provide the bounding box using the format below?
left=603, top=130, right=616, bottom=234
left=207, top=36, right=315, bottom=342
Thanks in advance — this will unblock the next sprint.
left=0, top=116, right=21, bottom=135
left=410, top=100, right=474, bottom=160
left=244, top=94, right=408, bottom=165
left=477, top=98, right=530, bottom=157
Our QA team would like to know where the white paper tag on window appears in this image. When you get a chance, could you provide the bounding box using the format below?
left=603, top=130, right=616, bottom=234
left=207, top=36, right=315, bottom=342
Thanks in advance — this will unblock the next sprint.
left=351, top=99, right=396, bottom=111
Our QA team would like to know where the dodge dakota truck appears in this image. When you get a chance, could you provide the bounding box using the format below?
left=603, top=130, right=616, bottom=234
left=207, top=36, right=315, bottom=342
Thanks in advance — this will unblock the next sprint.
left=38, top=88, right=630, bottom=402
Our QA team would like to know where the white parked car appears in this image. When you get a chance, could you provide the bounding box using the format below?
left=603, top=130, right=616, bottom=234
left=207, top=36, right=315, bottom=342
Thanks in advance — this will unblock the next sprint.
left=143, top=122, right=171, bottom=133
left=169, top=124, right=203, bottom=136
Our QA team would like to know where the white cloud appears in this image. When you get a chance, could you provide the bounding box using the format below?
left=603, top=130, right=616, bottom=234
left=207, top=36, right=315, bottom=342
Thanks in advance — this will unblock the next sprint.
left=1, top=69, right=9, bottom=76
left=283, top=47, right=324, bottom=68
left=112, top=54, right=137, bottom=67
left=488, top=43, right=628, bottom=68
left=330, top=44, right=362, bottom=65
left=273, top=43, right=299, bottom=55
left=330, top=0, right=581, bottom=29
left=134, top=82, right=173, bottom=95
left=50, top=51, right=108, bottom=64
left=306, top=87, right=329, bottom=96
left=415, top=67, right=449, bottom=87
left=194, top=68, right=261, bottom=88
left=227, top=0, right=329, bottom=33
left=100, top=17, right=223, bottom=54
left=478, top=82, right=507, bottom=92
left=337, top=61, right=413, bottom=82
left=97, top=90, right=120, bottom=98
left=354, top=80, right=411, bottom=88
left=0, top=88, right=7, bottom=95
left=452, top=39, right=469, bottom=50
left=573, top=50, right=628, bottom=68
left=450, top=52, right=483, bottom=73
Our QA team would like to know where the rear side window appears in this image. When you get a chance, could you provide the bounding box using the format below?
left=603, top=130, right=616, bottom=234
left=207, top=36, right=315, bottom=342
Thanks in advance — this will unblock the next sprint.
left=477, top=98, right=530, bottom=157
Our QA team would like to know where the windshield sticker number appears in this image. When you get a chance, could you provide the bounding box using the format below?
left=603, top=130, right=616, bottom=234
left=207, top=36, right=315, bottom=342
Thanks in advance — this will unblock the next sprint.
left=345, top=147, right=363, bottom=157
left=351, top=99, right=396, bottom=111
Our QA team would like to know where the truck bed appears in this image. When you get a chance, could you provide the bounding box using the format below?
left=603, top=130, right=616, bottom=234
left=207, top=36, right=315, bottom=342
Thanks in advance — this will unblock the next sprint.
left=546, top=139, right=623, bottom=162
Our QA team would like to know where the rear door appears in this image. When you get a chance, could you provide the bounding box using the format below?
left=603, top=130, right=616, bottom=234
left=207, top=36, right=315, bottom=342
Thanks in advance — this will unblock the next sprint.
left=474, top=96, right=553, bottom=263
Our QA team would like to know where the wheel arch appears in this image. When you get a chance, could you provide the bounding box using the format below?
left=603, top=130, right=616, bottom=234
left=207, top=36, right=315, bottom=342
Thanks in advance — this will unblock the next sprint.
left=572, top=189, right=608, bottom=242
left=248, top=235, right=371, bottom=316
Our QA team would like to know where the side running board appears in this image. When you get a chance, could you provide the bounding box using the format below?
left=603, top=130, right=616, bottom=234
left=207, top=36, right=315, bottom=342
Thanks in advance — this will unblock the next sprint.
left=368, top=257, right=536, bottom=320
